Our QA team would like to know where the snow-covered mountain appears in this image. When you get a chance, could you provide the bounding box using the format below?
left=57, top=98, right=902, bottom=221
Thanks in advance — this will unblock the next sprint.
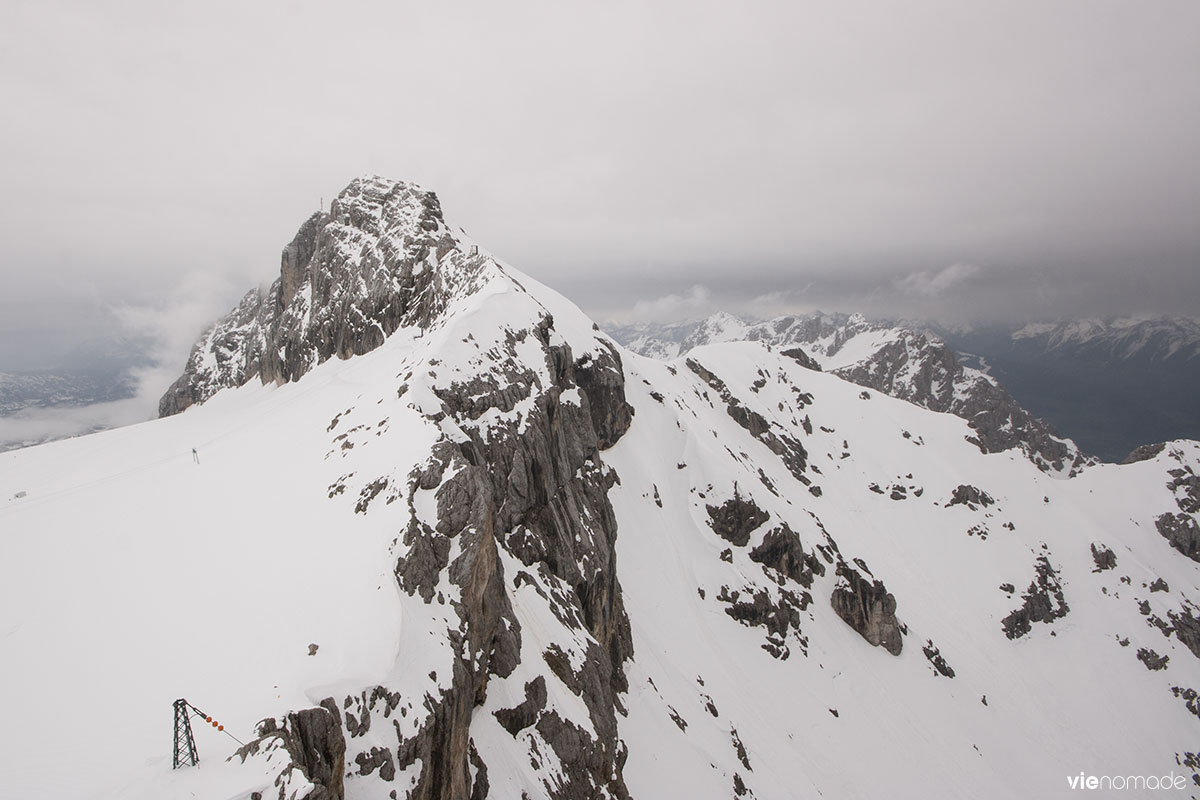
left=3, top=177, right=1200, bottom=800
left=609, top=311, right=1091, bottom=475
left=1009, top=316, right=1200, bottom=363
left=937, top=317, right=1200, bottom=463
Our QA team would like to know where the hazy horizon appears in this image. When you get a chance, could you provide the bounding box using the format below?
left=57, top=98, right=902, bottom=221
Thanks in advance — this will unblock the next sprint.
left=2, top=1, right=1198, bottom=442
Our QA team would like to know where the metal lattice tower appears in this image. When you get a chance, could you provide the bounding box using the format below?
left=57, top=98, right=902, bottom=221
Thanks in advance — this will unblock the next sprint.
left=172, top=698, right=198, bottom=769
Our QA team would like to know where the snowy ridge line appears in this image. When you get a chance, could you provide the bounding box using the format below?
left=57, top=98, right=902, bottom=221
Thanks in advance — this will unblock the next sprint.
left=608, top=311, right=1091, bottom=475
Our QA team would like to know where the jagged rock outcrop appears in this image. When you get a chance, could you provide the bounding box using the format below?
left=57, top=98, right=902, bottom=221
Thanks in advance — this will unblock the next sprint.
left=749, top=524, right=826, bottom=588
left=780, top=347, right=822, bottom=371
left=1156, top=513, right=1200, bottom=563
left=1091, top=543, right=1117, bottom=571
left=1124, top=442, right=1167, bottom=464
left=235, top=703, right=347, bottom=800
left=495, top=676, right=548, bottom=736
left=706, top=490, right=769, bottom=547
left=1167, top=465, right=1200, bottom=514
left=160, top=178, right=474, bottom=416
left=1138, top=648, right=1170, bottom=671
left=947, top=484, right=994, bottom=510
left=830, top=562, right=903, bottom=655
left=384, top=319, right=636, bottom=799
left=1001, top=554, right=1069, bottom=639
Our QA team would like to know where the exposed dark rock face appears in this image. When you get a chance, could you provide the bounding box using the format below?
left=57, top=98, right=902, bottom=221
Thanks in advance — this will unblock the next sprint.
left=1090, top=543, right=1117, bottom=572
left=1178, top=752, right=1200, bottom=790
left=235, top=704, right=347, bottom=800
left=946, top=484, right=994, bottom=510
left=575, top=344, right=635, bottom=449
left=385, top=316, right=635, bottom=798
left=1137, top=648, right=1170, bottom=670
left=160, top=178, right=476, bottom=416
left=1171, top=687, right=1200, bottom=720
left=830, top=562, right=903, bottom=656
left=716, top=584, right=810, bottom=660
left=707, top=489, right=769, bottom=547
left=748, top=524, right=826, bottom=588
left=780, top=347, right=821, bottom=371
left=731, top=728, right=752, bottom=770
left=1168, top=606, right=1200, bottom=660
left=1001, top=555, right=1069, bottom=639
left=922, top=641, right=955, bottom=678
left=1123, top=442, right=1167, bottom=464
left=828, top=329, right=1088, bottom=474
left=1155, top=513, right=1200, bottom=562
left=494, top=676, right=548, bottom=736
left=957, top=387, right=1083, bottom=474
left=1167, top=466, right=1200, bottom=514
left=355, top=747, right=396, bottom=782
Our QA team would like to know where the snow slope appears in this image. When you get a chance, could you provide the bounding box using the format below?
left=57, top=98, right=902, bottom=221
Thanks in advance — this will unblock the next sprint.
left=607, top=344, right=1200, bottom=797
left=611, top=311, right=1091, bottom=475
left=2, top=177, right=1199, bottom=799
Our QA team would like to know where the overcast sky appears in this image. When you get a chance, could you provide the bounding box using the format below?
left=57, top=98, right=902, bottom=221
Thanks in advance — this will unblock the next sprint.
left=2, top=0, right=1199, bottom=379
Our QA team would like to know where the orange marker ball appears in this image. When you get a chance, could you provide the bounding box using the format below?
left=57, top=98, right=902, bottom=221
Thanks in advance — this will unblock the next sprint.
left=218, top=725, right=224, bottom=731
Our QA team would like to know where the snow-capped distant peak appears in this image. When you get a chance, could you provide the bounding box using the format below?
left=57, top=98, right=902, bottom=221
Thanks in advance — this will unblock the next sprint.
left=1011, top=316, right=1200, bottom=361
left=609, top=310, right=1090, bottom=474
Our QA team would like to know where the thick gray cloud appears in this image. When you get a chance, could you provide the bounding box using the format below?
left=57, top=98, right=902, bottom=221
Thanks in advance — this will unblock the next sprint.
left=1, top=0, right=1198, bottom=377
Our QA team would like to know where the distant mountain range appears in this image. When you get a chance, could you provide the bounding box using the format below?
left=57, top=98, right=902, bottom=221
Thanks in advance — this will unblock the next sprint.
left=0, top=369, right=138, bottom=416
left=935, top=317, right=1200, bottom=462
left=607, top=312, right=1200, bottom=463
left=0, top=334, right=155, bottom=452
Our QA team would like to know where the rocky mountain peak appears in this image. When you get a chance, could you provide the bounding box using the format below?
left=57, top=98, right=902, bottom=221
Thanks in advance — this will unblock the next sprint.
left=159, top=176, right=481, bottom=416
